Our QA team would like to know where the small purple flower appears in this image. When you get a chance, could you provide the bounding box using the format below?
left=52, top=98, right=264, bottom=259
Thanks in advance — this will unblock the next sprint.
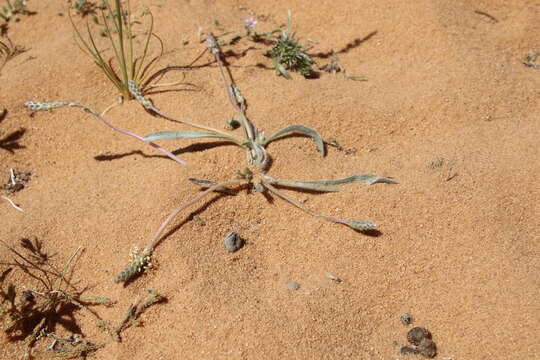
left=244, top=17, right=257, bottom=28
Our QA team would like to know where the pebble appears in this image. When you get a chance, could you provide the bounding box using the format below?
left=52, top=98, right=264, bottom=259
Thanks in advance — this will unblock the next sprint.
left=400, top=312, right=413, bottom=325
left=326, top=273, right=342, bottom=282
left=287, top=282, right=300, bottom=290
left=223, top=232, right=243, bottom=252
left=400, top=345, right=419, bottom=355
left=407, top=327, right=430, bottom=346
left=417, top=338, right=437, bottom=358
left=402, top=327, right=437, bottom=358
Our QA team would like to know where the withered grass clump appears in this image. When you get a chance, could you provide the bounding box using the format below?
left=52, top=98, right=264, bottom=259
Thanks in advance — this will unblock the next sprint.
left=0, top=239, right=111, bottom=358
left=0, top=34, right=26, bottom=73
left=99, top=289, right=164, bottom=342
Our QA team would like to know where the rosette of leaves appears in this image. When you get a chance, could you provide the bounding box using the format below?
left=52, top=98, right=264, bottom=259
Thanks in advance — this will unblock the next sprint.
left=111, top=34, right=396, bottom=284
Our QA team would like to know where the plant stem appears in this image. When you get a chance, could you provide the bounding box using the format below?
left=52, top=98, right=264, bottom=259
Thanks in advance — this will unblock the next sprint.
left=145, top=179, right=248, bottom=251
left=262, top=182, right=352, bottom=226
left=206, top=34, right=256, bottom=142
left=44, top=101, right=186, bottom=165
left=147, top=105, right=244, bottom=145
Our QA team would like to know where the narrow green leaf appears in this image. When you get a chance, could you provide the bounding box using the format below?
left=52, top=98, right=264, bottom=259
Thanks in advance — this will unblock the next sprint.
left=263, top=125, right=325, bottom=156
left=144, top=130, right=231, bottom=142
left=262, top=174, right=396, bottom=192
left=262, top=175, right=340, bottom=192
left=292, top=174, right=397, bottom=187
left=276, top=62, right=291, bottom=79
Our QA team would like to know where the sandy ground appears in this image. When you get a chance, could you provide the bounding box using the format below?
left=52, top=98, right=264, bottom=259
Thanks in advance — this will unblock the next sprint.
left=1, top=0, right=539, bottom=359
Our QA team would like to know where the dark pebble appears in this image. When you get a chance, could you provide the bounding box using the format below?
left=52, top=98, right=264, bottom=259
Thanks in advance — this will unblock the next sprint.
left=224, top=232, right=243, bottom=252
left=400, top=345, right=420, bottom=355
left=418, top=338, right=437, bottom=358
left=407, top=327, right=431, bottom=346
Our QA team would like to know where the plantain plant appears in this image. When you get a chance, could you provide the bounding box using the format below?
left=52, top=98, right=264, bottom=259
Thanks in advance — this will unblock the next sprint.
left=114, top=34, right=396, bottom=283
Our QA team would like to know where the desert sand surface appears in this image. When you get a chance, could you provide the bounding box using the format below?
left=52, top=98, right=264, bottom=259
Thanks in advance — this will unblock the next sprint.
left=1, top=0, right=539, bottom=359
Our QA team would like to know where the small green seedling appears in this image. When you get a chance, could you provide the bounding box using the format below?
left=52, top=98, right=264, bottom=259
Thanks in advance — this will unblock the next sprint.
left=265, top=10, right=315, bottom=79
left=0, top=0, right=30, bottom=22
left=69, top=0, right=166, bottom=99
left=113, top=34, right=396, bottom=283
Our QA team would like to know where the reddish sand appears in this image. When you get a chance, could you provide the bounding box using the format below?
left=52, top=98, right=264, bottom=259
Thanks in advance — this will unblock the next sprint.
left=1, top=0, right=539, bottom=359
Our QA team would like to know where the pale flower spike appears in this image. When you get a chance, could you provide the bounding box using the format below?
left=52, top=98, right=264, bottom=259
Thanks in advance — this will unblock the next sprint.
left=128, top=80, right=153, bottom=109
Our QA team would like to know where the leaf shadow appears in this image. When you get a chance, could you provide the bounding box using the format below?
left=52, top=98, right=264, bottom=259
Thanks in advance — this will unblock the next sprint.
left=311, top=31, right=378, bottom=59
left=356, top=228, right=382, bottom=237
left=93, top=141, right=237, bottom=162
left=0, top=128, right=26, bottom=153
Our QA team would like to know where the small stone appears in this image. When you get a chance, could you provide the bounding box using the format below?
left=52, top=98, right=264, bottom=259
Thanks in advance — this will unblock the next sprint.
left=418, top=338, right=437, bottom=358
left=326, top=273, right=342, bottom=282
left=21, top=290, right=34, bottom=302
left=400, top=345, right=420, bottom=355
left=224, top=232, right=243, bottom=252
left=400, top=312, right=413, bottom=325
left=287, top=282, right=300, bottom=290
left=407, top=327, right=430, bottom=346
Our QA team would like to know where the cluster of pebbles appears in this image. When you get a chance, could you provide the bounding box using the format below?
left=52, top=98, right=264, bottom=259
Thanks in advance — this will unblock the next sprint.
left=399, top=313, right=437, bottom=358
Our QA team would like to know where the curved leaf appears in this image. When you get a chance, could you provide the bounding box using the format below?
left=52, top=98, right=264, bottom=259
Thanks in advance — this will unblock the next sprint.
left=294, top=174, right=398, bottom=187
left=262, top=175, right=340, bottom=192
left=262, top=174, right=397, bottom=192
left=144, top=130, right=233, bottom=142
left=263, top=125, right=325, bottom=156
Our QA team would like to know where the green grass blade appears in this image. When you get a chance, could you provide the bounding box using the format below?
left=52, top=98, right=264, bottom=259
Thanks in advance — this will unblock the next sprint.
left=112, top=0, right=129, bottom=91
left=133, top=11, right=157, bottom=82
